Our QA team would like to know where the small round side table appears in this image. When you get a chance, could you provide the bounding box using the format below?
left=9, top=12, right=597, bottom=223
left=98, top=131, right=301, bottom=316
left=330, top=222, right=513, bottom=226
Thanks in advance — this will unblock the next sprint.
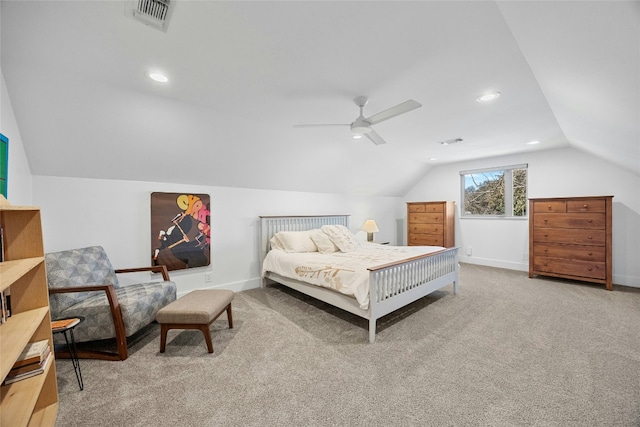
left=51, top=316, right=84, bottom=390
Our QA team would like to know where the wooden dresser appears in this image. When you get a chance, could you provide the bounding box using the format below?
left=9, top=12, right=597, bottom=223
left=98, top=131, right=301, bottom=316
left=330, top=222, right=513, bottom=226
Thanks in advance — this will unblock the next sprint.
left=407, top=201, right=455, bottom=247
left=528, top=196, right=613, bottom=290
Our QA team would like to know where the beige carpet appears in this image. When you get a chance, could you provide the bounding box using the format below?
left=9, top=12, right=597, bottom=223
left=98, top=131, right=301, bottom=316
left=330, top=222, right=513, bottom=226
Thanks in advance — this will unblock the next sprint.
left=54, top=264, right=640, bottom=426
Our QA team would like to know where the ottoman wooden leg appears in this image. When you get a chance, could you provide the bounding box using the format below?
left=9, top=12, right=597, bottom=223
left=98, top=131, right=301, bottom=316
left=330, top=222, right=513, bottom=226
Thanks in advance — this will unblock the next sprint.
left=227, top=304, right=233, bottom=329
left=160, top=324, right=169, bottom=353
left=199, top=325, right=214, bottom=353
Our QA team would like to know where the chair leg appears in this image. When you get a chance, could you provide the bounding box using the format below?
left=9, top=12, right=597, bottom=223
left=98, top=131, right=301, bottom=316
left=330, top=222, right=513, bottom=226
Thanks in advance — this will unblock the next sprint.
left=226, top=304, right=233, bottom=329
left=199, top=325, right=214, bottom=353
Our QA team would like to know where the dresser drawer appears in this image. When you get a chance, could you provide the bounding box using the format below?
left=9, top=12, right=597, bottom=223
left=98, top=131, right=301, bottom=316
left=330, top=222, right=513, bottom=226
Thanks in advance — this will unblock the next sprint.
left=567, top=199, right=606, bottom=213
left=532, top=200, right=566, bottom=213
left=424, top=204, right=444, bottom=213
left=534, top=213, right=605, bottom=229
left=408, top=204, right=426, bottom=213
left=533, top=228, right=606, bottom=245
left=409, top=213, right=443, bottom=224
left=533, top=257, right=606, bottom=280
left=533, top=244, right=605, bottom=262
left=409, top=223, right=442, bottom=235
left=409, top=234, right=443, bottom=246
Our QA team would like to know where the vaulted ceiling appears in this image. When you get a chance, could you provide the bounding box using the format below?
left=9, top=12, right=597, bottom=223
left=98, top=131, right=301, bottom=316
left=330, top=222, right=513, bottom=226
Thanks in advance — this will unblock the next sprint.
left=1, top=1, right=638, bottom=196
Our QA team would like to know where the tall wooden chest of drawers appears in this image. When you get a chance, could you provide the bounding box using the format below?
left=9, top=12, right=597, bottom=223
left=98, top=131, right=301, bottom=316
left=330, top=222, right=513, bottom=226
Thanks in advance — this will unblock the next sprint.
left=528, top=196, right=613, bottom=290
left=407, top=201, right=455, bottom=247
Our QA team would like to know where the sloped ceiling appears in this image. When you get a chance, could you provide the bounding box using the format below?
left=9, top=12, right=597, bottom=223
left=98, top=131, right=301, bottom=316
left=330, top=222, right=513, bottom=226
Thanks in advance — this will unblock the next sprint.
left=1, top=1, right=638, bottom=197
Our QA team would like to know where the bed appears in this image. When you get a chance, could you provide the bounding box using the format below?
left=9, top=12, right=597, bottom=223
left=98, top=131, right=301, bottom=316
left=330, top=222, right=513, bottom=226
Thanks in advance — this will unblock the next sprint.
left=259, top=215, right=459, bottom=343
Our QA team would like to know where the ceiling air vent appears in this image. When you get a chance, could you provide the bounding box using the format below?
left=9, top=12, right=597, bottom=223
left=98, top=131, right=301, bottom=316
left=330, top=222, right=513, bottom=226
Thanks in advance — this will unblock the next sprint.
left=127, top=0, right=175, bottom=33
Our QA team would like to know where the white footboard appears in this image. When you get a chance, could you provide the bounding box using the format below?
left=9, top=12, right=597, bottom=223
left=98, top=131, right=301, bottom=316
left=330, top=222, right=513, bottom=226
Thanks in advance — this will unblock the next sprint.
left=367, top=247, right=459, bottom=343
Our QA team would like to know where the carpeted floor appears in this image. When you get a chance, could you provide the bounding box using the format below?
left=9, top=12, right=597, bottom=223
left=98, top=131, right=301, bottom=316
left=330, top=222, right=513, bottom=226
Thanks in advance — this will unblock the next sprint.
left=54, top=264, right=640, bottom=426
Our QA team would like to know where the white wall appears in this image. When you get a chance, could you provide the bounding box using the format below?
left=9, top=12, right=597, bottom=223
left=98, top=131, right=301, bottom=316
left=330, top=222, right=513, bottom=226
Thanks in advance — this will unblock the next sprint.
left=404, top=147, right=640, bottom=287
left=33, top=176, right=401, bottom=296
left=0, top=70, right=33, bottom=205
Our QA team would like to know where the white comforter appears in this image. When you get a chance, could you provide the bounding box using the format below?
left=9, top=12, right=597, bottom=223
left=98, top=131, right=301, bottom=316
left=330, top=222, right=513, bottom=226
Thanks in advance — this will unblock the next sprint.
left=262, top=243, right=443, bottom=309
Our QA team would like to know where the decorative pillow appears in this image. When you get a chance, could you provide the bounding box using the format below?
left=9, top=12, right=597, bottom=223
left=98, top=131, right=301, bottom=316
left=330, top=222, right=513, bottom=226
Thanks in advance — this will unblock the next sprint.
left=310, top=231, right=339, bottom=254
left=270, top=235, right=285, bottom=251
left=274, top=230, right=318, bottom=253
left=320, top=225, right=360, bottom=253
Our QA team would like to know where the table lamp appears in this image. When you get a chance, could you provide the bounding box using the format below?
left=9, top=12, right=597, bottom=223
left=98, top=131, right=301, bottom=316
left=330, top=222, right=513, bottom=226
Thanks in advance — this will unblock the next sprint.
left=362, top=219, right=380, bottom=242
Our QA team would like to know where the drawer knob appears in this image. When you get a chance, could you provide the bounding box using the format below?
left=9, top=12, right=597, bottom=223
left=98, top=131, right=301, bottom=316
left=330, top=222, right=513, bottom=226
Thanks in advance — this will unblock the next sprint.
left=588, top=236, right=592, bottom=239
left=588, top=252, right=593, bottom=256
left=543, top=219, right=548, bottom=223
left=547, top=205, right=552, bottom=210
left=588, top=219, right=593, bottom=223
left=544, top=233, right=548, bottom=237
left=543, top=249, right=548, bottom=253
left=588, top=266, right=593, bottom=271
left=583, top=204, right=588, bottom=208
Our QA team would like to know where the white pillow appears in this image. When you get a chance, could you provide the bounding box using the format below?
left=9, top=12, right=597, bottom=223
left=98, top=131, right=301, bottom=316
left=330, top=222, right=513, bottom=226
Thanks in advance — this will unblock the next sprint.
left=269, top=235, right=285, bottom=251
left=274, top=230, right=318, bottom=253
left=310, top=231, right=339, bottom=254
left=320, top=225, right=360, bottom=253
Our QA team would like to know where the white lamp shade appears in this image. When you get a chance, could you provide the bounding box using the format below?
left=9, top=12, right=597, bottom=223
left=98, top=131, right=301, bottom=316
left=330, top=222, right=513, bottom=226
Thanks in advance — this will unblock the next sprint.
left=362, top=219, right=379, bottom=233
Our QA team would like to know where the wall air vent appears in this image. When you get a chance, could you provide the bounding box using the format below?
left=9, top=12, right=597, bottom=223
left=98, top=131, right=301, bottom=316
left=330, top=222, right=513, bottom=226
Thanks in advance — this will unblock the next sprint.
left=127, top=0, right=175, bottom=33
left=439, top=138, right=463, bottom=146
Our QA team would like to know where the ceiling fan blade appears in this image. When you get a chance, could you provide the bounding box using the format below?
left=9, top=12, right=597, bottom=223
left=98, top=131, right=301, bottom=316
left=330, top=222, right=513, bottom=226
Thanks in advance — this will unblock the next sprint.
left=365, top=129, right=386, bottom=145
left=366, top=100, right=422, bottom=125
left=293, top=124, right=350, bottom=128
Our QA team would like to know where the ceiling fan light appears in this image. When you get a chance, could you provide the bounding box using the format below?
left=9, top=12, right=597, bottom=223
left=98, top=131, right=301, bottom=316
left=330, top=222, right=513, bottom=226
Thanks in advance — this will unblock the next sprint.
left=350, top=117, right=372, bottom=135
left=351, top=126, right=371, bottom=135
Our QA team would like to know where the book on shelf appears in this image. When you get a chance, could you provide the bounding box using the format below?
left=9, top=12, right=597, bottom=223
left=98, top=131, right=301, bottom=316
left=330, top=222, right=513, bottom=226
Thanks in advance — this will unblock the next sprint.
left=0, top=223, right=4, bottom=262
left=8, top=349, right=51, bottom=376
left=51, top=317, right=81, bottom=331
left=0, top=290, right=5, bottom=324
left=12, top=339, right=50, bottom=368
left=2, top=352, right=51, bottom=385
left=0, top=290, right=9, bottom=323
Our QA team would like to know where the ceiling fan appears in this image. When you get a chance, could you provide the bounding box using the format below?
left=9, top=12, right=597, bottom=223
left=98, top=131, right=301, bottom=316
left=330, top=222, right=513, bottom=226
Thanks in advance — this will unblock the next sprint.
left=293, top=96, right=422, bottom=145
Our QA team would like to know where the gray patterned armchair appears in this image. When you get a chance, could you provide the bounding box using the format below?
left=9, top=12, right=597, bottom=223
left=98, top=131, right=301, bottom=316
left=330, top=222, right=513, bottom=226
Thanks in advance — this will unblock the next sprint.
left=45, top=246, right=177, bottom=360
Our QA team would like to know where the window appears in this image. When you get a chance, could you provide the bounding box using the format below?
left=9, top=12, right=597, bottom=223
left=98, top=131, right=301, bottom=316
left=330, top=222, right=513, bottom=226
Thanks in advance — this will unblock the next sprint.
left=460, top=164, right=527, bottom=217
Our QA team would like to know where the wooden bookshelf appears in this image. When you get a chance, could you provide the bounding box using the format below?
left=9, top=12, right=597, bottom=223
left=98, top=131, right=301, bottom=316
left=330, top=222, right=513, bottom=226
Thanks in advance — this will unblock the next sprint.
left=0, top=195, right=58, bottom=427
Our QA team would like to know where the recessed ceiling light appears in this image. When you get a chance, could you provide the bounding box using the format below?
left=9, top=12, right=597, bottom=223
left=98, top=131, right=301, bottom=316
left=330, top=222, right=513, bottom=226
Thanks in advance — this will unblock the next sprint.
left=352, top=135, right=363, bottom=140
left=476, top=92, right=500, bottom=102
left=148, top=72, right=169, bottom=83
left=429, top=157, right=437, bottom=161
left=526, top=140, right=540, bottom=145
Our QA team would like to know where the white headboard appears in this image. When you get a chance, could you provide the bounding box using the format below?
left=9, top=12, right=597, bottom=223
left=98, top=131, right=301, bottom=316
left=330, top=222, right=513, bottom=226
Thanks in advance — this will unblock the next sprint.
left=258, top=215, right=350, bottom=262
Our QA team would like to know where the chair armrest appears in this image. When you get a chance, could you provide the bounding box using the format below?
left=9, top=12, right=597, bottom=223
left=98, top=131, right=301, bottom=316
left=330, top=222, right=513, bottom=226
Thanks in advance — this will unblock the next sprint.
left=115, top=265, right=170, bottom=281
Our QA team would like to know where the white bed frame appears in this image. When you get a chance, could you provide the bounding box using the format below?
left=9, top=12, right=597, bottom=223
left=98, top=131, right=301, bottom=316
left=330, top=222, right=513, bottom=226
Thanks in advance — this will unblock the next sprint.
left=259, top=215, right=459, bottom=343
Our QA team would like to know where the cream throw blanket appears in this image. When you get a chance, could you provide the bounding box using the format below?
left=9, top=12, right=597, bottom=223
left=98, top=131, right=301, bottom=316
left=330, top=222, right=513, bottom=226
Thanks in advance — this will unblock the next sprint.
left=262, top=243, right=443, bottom=309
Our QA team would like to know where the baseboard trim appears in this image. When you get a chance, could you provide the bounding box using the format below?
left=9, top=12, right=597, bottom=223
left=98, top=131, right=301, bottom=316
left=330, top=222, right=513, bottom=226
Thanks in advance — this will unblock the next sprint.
left=458, top=256, right=640, bottom=289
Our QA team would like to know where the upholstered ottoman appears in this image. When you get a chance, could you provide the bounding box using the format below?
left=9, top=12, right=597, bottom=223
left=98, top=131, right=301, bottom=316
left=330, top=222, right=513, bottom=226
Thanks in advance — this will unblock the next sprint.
left=156, top=289, right=234, bottom=354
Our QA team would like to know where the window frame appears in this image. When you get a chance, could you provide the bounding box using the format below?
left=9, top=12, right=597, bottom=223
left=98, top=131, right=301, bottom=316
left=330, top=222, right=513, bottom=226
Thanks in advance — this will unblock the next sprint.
left=459, top=163, right=528, bottom=219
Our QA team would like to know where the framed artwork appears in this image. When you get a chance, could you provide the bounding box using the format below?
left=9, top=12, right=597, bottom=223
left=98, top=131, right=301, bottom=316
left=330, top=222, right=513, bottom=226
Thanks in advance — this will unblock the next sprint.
left=151, top=192, right=211, bottom=271
left=0, top=134, right=8, bottom=198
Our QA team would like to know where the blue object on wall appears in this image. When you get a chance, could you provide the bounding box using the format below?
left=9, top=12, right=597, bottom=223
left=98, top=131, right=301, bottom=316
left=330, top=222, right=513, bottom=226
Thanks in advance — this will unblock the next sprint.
left=0, top=133, right=8, bottom=198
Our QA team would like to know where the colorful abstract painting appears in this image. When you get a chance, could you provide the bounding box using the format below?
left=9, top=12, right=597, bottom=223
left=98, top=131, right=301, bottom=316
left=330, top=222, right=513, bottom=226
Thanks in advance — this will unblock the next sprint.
left=151, top=192, right=211, bottom=271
